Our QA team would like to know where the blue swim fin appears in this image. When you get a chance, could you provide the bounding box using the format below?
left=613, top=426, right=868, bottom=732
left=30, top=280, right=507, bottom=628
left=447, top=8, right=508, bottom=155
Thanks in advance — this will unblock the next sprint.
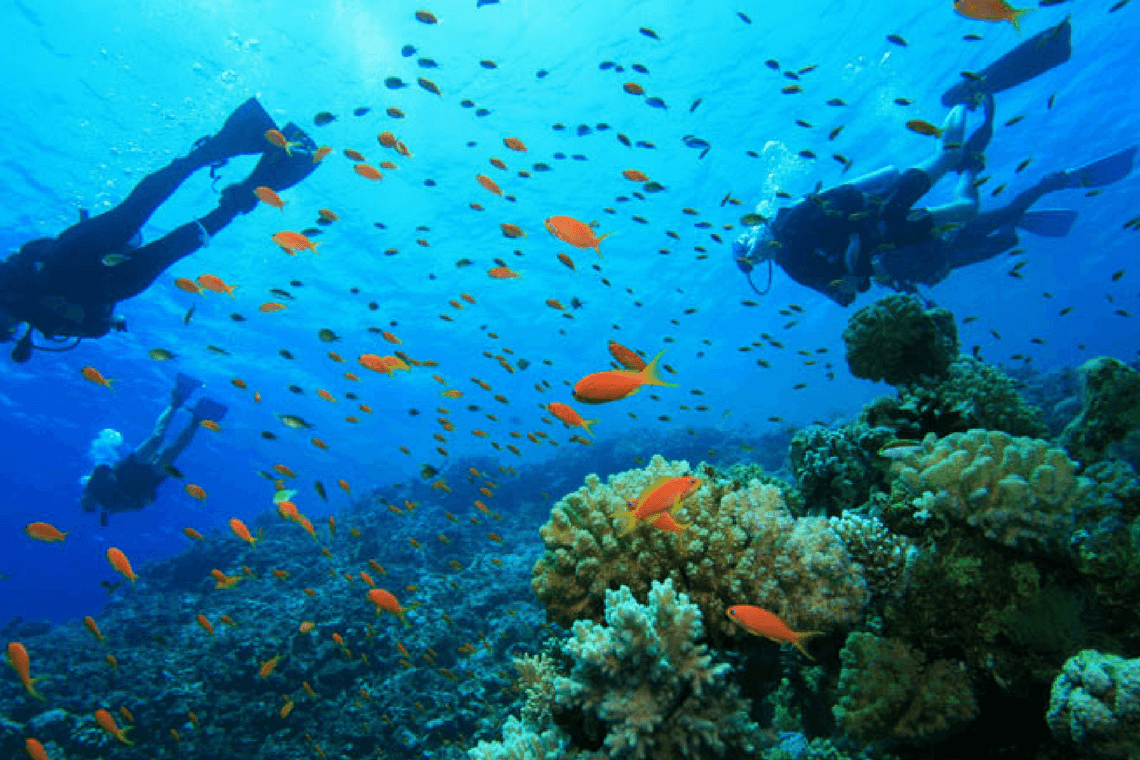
left=1064, top=147, right=1137, bottom=189
left=1016, top=210, right=1078, bottom=238
left=191, top=398, right=228, bottom=423
left=942, top=17, right=1072, bottom=107
left=172, top=373, right=203, bottom=407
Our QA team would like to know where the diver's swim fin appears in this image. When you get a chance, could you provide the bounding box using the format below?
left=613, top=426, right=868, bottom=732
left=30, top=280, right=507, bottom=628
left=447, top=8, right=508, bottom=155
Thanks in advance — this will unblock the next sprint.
left=1016, top=209, right=1078, bottom=238
left=172, top=373, right=203, bottom=407
left=1063, top=146, right=1137, bottom=189
left=240, top=122, right=319, bottom=194
left=942, top=17, right=1072, bottom=107
left=191, top=398, right=228, bottom=423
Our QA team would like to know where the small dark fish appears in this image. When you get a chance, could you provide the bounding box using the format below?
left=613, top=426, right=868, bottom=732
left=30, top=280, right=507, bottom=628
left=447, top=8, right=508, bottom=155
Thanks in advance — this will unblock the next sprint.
left=302, top=227, right=321, bottom=237
left=737, top=11, right=752, bottom=23
left=829, top=125, right=844, bottom=140
left=288, top=385, right=305, bottom=395
left=313, top=111, right=337, bottom=126
left=290, top=280, right=304, bottom=287
left=475, top=108, right=491, bottom=117
left=894, top=97, right=913, bottom=106
left=261, top=431, right=278, bottom=440
left=163, top=464, right=185, bottom=479
left=314, top=480, right=328, bottom=501
left=1047, top=93, right=1056, bottom=110
left=887, top=34, right=907, bottom=46
left=636, top=140, right=656, bottom=150
left=480, top=60, right=497, bottom=69
left=269, top=288, right=294, bottom=300
left=421, top=464, right=439, bottom=479
left=643, top=181, right=666, bottom=193
left=455, top=258, right=474, bottom=268
left=535, top=70, right=549, bottom=79
left=417, top=58, right=440, bottom=69
left=279, top=349, right=295, bottom=360
left=617, top=133, right=632, bottom=147
left=765, top=59, right=780, bottom=70
left=418, top=77, right=442, bottom=95
left=1112, top=269, right=1125, bottom=281
left=690, top=98, right=703, bottom=112
left=1109, top=0, right=1130, bottom=11
left=645, top=97, right=667, bottom=109
left=599, top=61, right=615, bottom=70
left=101, top=581, right=123, bottom=594
left=206, top=345, right=230, bottom=356
left=577, top=124, right=592, bottom=136
left=230, top=313, right=246, bottom=322
left=353, top=107, right=370, bottom=117
left=183, top=304, right=195, bottom=325
left=961, top=71, right=984, bottom=82
left=631, top=63, right=649, bottom=74
left=596, top=123, right=611, bottom=131
left=1015, top=158, right=1032, bottom=173
left=476, top=0, right=499, bottom=6
left=384, top=76, right=407, bottom=89
left=799, top=150, right=816, bottom=159
left=1005, top=115, right=1025, bottom=127
left=963, top=33, right=984, bottom=41
left=639, top=27, right=660, bottom=40
left=401, top=45, right=416, bottom=57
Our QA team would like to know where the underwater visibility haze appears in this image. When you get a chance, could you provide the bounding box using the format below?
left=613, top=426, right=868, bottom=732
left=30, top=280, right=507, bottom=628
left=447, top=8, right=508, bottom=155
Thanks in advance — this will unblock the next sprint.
left=1, top=0, right=1140, bottom=758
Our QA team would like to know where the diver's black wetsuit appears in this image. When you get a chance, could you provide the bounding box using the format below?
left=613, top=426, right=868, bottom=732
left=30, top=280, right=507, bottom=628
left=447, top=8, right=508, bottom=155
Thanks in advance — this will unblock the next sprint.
left=770, top=169, right=935, bottom=305
left=84, top=456, right=167, bottom=526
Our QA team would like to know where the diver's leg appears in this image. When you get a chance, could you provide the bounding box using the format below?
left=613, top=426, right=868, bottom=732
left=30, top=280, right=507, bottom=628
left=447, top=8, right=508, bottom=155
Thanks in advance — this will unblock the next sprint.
left=134, top=404, right=178, bottom=461
left=847, top=167, right=901, bottom=196
left=914, top=106, right=969, bottom=184
left=928, top=170, right=982, bottom=226
left=154, top=418, right=199, bottom=469
left=946, top=226, right=1020, bottom=270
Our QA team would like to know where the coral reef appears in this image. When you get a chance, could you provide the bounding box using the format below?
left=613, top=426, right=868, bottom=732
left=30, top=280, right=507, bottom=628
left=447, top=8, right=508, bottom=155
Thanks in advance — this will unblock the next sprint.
left=842, top=294, right=958, bottom=385
left=828, top=511, right=918, bottom=601
left=1060, top=357, right=1140, bottom=467
left=888, top=429, right=1090, bottom=554
left=788, top=425, right=890, bottom=517
left=1069, top=460, right=1140, bottom=612
left=832, top=632, right=978, bottom=745
left=862, top=358, right=1048, bottom=439
left=531, top=456, right=868, bottom=645
left=1047, top=649, right=1140, bottom=759
left=469, top=579, right=758, bottom=760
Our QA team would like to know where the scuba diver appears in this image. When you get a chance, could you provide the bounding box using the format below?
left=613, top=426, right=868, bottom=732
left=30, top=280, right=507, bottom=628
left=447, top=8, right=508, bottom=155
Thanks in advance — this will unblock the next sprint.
left=732, top=17, right=1137, bottom=306
left=0, top=98, right=319, bottom=362
left=81, top=373, right=226, bottom=526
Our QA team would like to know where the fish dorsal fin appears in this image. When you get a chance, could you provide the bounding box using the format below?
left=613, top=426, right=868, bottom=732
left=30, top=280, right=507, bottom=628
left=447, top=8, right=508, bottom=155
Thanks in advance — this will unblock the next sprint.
left=636, top=475, right=675, bottom=501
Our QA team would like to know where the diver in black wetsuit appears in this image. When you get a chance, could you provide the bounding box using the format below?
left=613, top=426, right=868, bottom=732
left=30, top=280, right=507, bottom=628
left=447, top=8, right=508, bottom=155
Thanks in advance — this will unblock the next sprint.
left=0, top=98, right=319, bottom=362
left=731, top=17, right=1137, bottom=305
left=81, top=373, right=227, bottom=526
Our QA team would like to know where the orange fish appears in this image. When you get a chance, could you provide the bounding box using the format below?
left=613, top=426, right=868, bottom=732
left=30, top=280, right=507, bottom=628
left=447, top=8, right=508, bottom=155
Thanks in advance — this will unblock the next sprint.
left=500, top=223, right=526, bottom=238
left=906, top=120, right=943, bottom=138
left=417, top=77, right=441, bottom=96
left=106, top=547, right=138, bottom=585
left=259, top=654, right=282, bottom=679
left=544, top=215, right=612, bottom=257
left=197, top=614, right=214, bottom=636
left=7, top=642, right=45, bottom=700
left=313, top=146, right=333, bottom=163
left=476, top=174, right=502, bottom=195
left=183, top=527, right=204, bottom=540
left=337, top=479, right=351, bottom=493
left=608, top=340, right=647, bottom=371
left=613, top=475, right=701, bottom=536
left=725, top=605, right=823, bottom=660
left=318, top=208, right=338, bottom=222
left=25, top=521, right=66, bottom=543
left=174, top=277, right=201, bottom=294
left=623, top=82, right=645, bottom=95
left=488, top=266, right=520, bottom=280
left=200, top=420, right=221, bottom=431
left=259, top=302, right=287, bottom=313
left=185, top=484, right=207, bottom=501
left=94, top=708, right=134, bottom=745
left=572, top=349, right=675, bottom=403
left=274, top=463, right=296, bottom=478
left=25, top=739, right=51, bottom=760
left=953, top=0, right=1033, bottom=31
left=196, top=274, right=237, bottom=297
left=380, top=160, right=398, bottom=170
left=254, top=186, right=286, bottom=209
left=546, top=402, right=598, bottom=435
left=265, top=129, right=301, bottom=156
left=441, top=389, right=463, bottom=399
left=377, top=131, right=397, bottom=147
left=368, top=589, right=411, bottom=628
left=344, top=148, right=366, bottom=162
left=503, top=137, right=527, bottom=152
left=381, top=331, right=401, bottom=344
left=84, top=615, right=104, bottom=642
left=231, top=377, right=248, bottom=389
left=354, top=163, right=383, bottom=180
left=81, top=366, right=115, bottom=390
left=228, top=518, right=258, bottom=549
left=622, top=169, right=649, bottom=181
left=415, top=9, right=438, bottom=24
left=387, top=107, right=406, bottom=118
left=271, top=231, right=320, bottom=255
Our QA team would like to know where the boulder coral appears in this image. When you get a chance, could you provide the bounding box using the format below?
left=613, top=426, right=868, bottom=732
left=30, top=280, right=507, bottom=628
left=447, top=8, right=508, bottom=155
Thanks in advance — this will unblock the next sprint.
left=531, top=456, right=869, bottom=645
left=889, top=429, right=1091, bottom=554
left=842, top=294, right=958, bottom=386
left=1060, top=357, right=1140, bottom=466
left=468, top=579, right=758, bottom=760
left=1047, top=649, right=1140, bottom=759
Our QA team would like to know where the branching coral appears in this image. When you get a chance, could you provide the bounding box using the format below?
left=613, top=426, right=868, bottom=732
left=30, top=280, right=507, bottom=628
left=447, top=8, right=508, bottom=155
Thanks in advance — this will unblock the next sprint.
left=842, top=294, right=958, bottom=385
left=531, top=456, right=869, bottom=645
left=469, top=580, right=758, bottom=760
left=1047, top=649, right=1140, bottom=759
left=889, top=429, right=1090, bottom=554
left=789, top=425, right=889, bottom=517
left=832, top=632, right=978, bottom=745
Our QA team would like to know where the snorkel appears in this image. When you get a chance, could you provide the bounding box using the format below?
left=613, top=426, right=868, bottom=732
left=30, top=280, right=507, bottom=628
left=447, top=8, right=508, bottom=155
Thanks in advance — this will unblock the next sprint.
left=732, top=222, right=775, bottom=296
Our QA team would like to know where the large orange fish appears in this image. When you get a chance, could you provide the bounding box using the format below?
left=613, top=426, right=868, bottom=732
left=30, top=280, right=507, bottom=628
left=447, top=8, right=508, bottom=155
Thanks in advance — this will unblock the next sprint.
left=25, top=522, right=67, bottom=543
left=367, top=589, right=411, bottom=628
left=228, top=518, right=258, bottom=549
left=196, top=274, right=237, bottom=297
left=725, top=605, right=822, bottom=660
left=81, top=366, right=116, bottom=390
left=94, top=708, right=134, bottom=745
left=106, top=547, right=138, bottom=585
left=613, top=475, right=701, bottom=536
left=607, top=340, right=647, bottom=371
left=271, top=231, right=320, bottom=255
left=544, top=215, right=613, bottom=258
left=546, top=402, right=598, bottom=436
left=953, top=0, right=1033, bottom=31
left=572, top=349, right=675, bottom=403
left=7, top=642, right=45, bottom=700
left=254, top=186, right=286, bottom=209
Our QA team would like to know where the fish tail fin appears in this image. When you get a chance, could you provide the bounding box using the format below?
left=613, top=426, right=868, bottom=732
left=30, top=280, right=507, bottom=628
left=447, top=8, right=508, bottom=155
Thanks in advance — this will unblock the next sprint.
left=227, top=286, right=238, bottom=299
left=27, top=678, right=46, bottom=701
left=106, top=379, right=118, bottom=390
left=594, top=232, right=614, bottom=258
left=581, top=418, right=599, bottom=436
left=399, top=612, right=411, bottom=629
left=1011, top=8, right=1034, bottom=34
left=614, top=510, right=637, bottom=537
left=640, top=350, right=678, bottom=388
left=121, top=726, right=135, bottom=746
left=792, top=630, right=824, bottom=661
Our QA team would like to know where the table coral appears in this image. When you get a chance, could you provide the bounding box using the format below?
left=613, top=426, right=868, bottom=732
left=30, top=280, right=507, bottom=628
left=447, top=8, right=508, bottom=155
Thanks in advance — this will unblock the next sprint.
left=531, top=456, right=868, bottom=645
left=1047, top=649, right=1140, bottom=759
left=889, top=429, right=1090, bottom=554
left=842, top=294, right=958, bottom=386
left=832, top=632, right=978, bottom=745
left=469, top=579, right=757, bottom=760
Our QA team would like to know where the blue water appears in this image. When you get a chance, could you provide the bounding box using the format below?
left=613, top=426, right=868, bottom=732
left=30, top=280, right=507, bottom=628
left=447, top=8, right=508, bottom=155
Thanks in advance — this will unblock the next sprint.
left=1, top=0, right=1137, bottom=633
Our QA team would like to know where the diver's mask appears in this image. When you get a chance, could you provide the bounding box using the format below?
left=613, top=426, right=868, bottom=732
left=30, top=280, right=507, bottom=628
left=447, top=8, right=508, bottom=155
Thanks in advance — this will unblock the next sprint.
left=731, top=222, right=775, bottom=295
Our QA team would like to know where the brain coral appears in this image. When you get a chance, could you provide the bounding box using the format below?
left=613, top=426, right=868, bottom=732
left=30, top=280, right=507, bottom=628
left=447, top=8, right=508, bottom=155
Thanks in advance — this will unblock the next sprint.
left=1047, top=649, right=1140, bottom=759
left=842, top=294, right=958, bottom=385
left=531, top=456, right=868, bottom=645
left=889, top=429, right=1091, bottom=554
